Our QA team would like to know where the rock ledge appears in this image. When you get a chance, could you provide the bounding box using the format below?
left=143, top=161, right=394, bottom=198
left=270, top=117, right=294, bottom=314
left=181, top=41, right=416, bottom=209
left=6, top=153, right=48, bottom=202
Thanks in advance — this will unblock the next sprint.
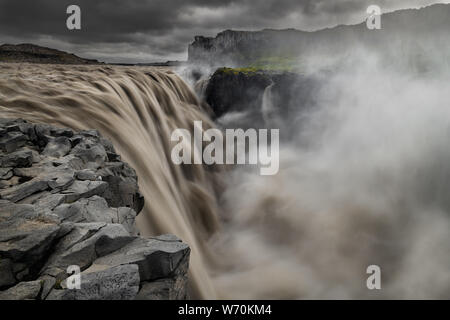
left=0, top=118, right=189, bottom=300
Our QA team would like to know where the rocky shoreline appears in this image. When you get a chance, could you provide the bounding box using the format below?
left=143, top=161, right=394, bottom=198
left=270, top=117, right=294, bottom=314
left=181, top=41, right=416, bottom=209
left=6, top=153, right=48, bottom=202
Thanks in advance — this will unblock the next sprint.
left=0, top=118, right=190, bottom=300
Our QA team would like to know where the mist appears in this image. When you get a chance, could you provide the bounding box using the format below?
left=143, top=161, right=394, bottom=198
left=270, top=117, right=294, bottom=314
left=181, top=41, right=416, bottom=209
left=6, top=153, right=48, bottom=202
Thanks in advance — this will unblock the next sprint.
left=206, top=47, right=450, bottom=299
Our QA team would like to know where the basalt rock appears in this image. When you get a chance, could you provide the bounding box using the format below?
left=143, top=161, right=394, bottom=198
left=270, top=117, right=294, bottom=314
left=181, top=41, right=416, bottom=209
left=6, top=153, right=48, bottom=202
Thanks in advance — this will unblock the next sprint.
left=0, top=118, right=189, bottom=300
left=204, top=68, right=320, bottom=130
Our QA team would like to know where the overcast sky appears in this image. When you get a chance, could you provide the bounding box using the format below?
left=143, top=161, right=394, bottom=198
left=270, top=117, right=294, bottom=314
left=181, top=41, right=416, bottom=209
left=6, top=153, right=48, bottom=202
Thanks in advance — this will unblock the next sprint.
left=0, top=0, right=448, bottom=63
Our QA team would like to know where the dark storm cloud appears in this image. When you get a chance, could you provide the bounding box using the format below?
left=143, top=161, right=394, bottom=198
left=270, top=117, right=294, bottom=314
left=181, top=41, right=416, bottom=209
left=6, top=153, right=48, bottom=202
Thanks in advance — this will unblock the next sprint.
left=0, top=0, right=447, bottom=63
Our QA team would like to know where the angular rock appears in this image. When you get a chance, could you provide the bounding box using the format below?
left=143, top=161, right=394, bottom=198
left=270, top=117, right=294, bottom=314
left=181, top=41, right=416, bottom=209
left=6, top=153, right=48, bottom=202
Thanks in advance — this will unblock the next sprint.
left=13, top=166, right=45, bottom=179
left=55, top=157, right=85, bottom=173
left=0, top=177, right=19, bottom=190
left=46, top=264, right=139, bottom=300
left=70, top=138, right=107, bottom=169
left=46, top=170, right=75, bottom=191
left=1, top=150, right=33, bottom=168
left=0, top=280, right=41, bottom=300
left=43, top=223, right=134, bottom=271
left=39, top=274, right=56, bottom=299
left=136, top=277, right=188, bottom=300
left=92, top=236, right=190, bottom=282
left=115, top=207, right=138, bottom=236
left=60, top=180, right=108, bottom=203
left=0, top=131, right=28, bottom=153
left=0, top=218, right=60, bottom=265
left=33, top=123, right=53, bottom=148
left=50, top=127, right=74, bottom=138
left=0, top=167, right=13, bottom=180
left=98, top=162, right=144, bottom=213
left=52, top=196, right=138, bottom=234
left=34, top=194, right=66, bottom=212
left=0, top=200, right=38, bottom=221
left=0, top=258, right=16, bottom=288
left=0, top=178, right=48, bottom=202
left=76, top=169, right=97, bottom=181
left=0, top=119, right=188, bottom=300
left=42, top=136, right=72, bottom=158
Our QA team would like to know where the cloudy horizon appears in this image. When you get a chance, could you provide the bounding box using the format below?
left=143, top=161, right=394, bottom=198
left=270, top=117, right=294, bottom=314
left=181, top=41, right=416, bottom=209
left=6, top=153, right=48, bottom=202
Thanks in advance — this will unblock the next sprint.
left=0, top=0, right=449, bottom=63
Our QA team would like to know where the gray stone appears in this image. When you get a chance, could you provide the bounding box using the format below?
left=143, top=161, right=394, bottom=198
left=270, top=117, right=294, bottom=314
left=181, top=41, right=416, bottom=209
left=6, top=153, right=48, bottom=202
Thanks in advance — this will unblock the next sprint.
left=1, top=150, right=33, bottom=168
left=39, top=275, right=56, bottom=300
left=0, top=132, right=28, bottom=153
left=76, top=169, right=97, bottom=181
left=47, top=264, right=140, bottom=300
left=98, top=163, right=144, bottom=213
left=0, top=280, right=41, bottom=300
left=0, top=258, right=16, bottom=288
left=93, top=237, right=190, bottom=282
left=115, top=207, right=138, bottom=235
left=43, top=223, right=134, bottom=271
left=79, top=129, right=100, bottom=138
left=46, top=170, right=75, bottom=191
left=13, top=166, right=45, bottom=179
left=0, top=178, right=48, bottom=202
left=106, top=152, right=121, bottom=162
left=60, top=180, right=108, bottom=203
left=152, top=234, right=183, bottom=242
left=0, top=175, right=21, bottom=189
left=52, top=201, right=86, bottom=222
left=34, top=194, right=66, bottom=212
left=136, top=277, right=188, bottom=300
left=50, top=127, right=74, bottom=138
left=0, top=167, right=13, bottom=180
left=70, top=138, right=107, bottom=169
left=42, top=136, right=72, bottom=158
left=53, top=196, right=138, bottom=234
left=33, top=124, right=52, bottom=147
left=0, top=200, right=38, bottom=221
left=17, top=190, right=50, bottom=205
left=0, top=218, right=60, bottom=264
left=0, top=119, right=189, bottom=300
left=51, top=154, right=85, bottom=170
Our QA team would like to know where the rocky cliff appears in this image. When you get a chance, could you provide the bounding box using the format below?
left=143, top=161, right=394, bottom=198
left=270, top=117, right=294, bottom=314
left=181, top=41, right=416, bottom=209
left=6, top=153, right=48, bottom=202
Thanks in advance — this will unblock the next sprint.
left=203, top=68, right=320, bottom=132
left=188, top=4, right=450, bottom=69
left=0, top=44, right=101, bottom=65
left=0, top=118, right=189, bottom=300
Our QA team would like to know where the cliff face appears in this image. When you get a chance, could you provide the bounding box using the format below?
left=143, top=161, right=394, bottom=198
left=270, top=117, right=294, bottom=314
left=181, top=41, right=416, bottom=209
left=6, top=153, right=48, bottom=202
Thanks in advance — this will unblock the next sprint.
left=188, top=29, right=299, bottom=66
left=204, top=68, right=272, bottom=118
left=0, top=44, right=101, bottom=65
left=204, top=68, right=320, bottom=135
left=0, top=118, right=189, bottom=300
left=188, top=4, right=450, bottom=68
left=189, top=30, right=271, bottom=59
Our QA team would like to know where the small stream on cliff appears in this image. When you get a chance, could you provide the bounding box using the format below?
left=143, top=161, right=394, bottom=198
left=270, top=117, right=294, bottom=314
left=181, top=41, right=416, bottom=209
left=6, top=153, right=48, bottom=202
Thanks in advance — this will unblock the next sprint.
left=1, top=56, right=450, bottom=299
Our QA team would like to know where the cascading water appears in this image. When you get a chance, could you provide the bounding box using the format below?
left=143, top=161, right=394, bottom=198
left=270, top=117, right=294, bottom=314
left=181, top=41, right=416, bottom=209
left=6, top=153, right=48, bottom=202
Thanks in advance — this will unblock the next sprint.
left=0, top=63, right=221, bottom=299
left=261, top=81, right=275, bottom=124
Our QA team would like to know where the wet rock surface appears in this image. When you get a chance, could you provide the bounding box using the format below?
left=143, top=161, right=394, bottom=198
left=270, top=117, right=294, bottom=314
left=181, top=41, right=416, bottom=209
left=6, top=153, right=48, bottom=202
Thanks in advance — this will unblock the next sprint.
left=0, top=118, right=189, bottom=300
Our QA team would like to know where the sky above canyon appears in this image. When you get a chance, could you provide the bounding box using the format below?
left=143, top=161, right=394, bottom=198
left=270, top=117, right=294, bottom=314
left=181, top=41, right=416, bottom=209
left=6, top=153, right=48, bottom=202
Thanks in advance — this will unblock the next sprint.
left=0, top=0, right=448, bottom=63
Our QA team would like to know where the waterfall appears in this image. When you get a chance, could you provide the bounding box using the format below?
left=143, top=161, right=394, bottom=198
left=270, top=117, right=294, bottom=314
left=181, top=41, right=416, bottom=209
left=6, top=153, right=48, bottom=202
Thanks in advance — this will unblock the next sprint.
left=261, top=81, right=283, bottom=129
left=261, top=81, right=275, bottom=124
left=0, top=63, right=221, bottom=299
